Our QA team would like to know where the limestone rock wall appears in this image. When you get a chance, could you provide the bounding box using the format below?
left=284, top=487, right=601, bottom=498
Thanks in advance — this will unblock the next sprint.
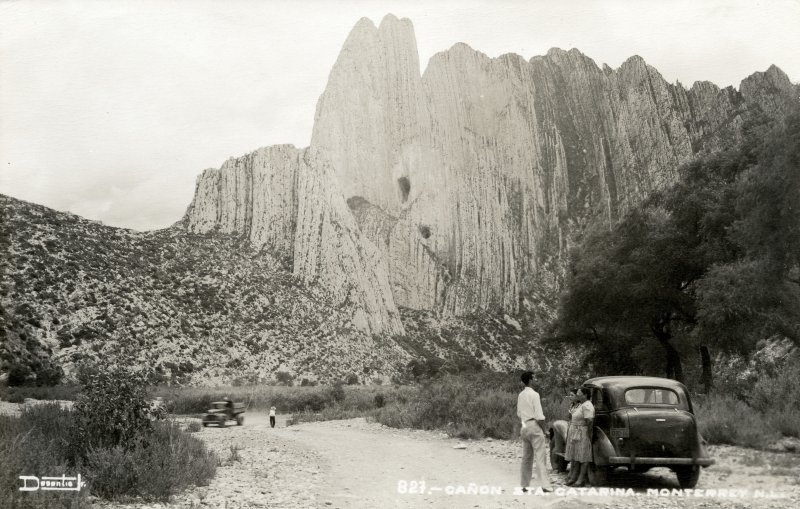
left=293, top=150, right=405, bottom=336
left=184, top=145, right=405, bottom=336
left=310, top=15, right=436, bottom=216
left=184, top=145, right=300, bottom=260
left=183, top=14, right=797, bottom=333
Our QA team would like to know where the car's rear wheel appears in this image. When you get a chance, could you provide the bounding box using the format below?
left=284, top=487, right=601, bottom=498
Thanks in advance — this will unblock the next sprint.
left=237, top=415, right=244, bottom=426
left=202, top=422, right=207, bottom=427
left=587, top=463, right=609, bottom=486
left=675, top=465, right=700, bottom=488
left=219, top=418, right=226, bottom=428
left=549, top=434, right=568, bottom=472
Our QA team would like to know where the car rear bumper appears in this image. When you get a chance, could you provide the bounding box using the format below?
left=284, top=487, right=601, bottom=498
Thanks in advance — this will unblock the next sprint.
left=608, top=456, right=715, bottom=466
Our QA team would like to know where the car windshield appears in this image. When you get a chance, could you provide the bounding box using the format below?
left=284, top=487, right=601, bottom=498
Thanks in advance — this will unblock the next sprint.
left=624, top=387, right=680, bottom=406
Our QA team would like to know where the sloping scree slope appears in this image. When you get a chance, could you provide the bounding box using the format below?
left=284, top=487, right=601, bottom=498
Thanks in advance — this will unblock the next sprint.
left=1, top=194, right=540, bottom=385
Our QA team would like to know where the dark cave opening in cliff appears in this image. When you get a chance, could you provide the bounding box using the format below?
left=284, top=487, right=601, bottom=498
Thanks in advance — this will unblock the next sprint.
left=418, top=225, right=431, bottom=239
left=397, top=177, right=410, bottom=203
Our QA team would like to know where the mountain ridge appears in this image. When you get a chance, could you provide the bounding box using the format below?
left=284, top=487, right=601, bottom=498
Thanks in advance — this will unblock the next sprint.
left=3, top=14, right=797, bottom=385
left=2, top=193, right=546, bottom=385
left=184, top=14, right=799, bottom=336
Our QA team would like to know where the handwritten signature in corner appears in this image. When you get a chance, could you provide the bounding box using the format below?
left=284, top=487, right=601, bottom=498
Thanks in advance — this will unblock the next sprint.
left=19, top=474, right=86, bottom=492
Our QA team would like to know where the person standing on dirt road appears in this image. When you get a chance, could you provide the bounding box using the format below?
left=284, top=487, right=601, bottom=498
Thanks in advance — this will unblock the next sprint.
left=517, top=371, right=553, bottom=493
left=564, top=387, right=594, bottom=487
left=269, top=406, right=276, bottom=428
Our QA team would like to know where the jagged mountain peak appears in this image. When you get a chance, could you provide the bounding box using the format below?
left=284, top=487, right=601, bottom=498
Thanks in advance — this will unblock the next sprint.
left=689, top=80, right=723, bottom=94
left=741, top=63, right=793, bottom=89
left=378, top=13, right=413, bottom=30
left=342, top=14, right=418, bottom=50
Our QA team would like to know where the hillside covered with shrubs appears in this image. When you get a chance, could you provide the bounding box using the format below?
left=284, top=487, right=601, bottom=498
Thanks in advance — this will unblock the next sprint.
left=0, top=195, right=539, bottom=386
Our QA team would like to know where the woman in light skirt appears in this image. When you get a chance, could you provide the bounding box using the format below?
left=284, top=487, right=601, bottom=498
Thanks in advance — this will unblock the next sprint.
left=564, top=387, right=594, bottom=487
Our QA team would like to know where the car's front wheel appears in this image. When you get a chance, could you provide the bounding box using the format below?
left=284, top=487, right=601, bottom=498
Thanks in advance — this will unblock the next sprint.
left=675, top=465, right=700, bottom=488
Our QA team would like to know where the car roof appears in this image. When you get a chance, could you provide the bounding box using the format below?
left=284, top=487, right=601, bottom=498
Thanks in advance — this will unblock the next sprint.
left=584, top=376, right=687, bottom=390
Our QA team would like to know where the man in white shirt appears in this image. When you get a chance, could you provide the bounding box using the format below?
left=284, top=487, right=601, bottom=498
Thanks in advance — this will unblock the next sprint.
left=517, top=371, right=553, bottom=492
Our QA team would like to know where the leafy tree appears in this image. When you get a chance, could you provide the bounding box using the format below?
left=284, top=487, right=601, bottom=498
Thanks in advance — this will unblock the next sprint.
left=407, top=357, right=445, bottom=382
left=696, top=114, right=800, bottom=347
left=556, top=205, right=701, bottom=381
left=555, top=113, right=800, bottom=385
left=6, top=362, right=32, bottom=386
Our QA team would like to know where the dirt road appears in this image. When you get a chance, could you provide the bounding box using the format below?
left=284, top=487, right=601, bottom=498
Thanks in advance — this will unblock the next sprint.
left=28, top=411, right=782, bottom=508
left=134, top=413, right=799, bottom=509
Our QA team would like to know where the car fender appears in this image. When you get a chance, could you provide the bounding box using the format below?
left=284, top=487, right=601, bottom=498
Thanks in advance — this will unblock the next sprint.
left=592, top=427, right=615, bottom=466
left=693, top=431, right=713, bottom=463
left=550, top=420, right=569, bottom=442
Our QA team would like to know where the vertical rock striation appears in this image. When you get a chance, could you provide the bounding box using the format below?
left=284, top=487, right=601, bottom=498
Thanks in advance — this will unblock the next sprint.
left=183, top=145, right=404, bottom=336
left=184, top=145, right=300, bottom=261
left=183, top=14, right=798, bottom=334
left=293, top=150, right=404, bottom=336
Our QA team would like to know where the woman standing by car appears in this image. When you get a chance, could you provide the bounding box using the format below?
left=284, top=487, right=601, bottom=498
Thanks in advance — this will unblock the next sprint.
left=562, top=389, right=579, bottom=480
left=564, top=387, right=594, bottom=487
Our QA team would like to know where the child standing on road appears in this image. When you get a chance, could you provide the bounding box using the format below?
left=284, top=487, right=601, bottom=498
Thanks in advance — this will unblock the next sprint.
left=269, top=406, right=276, bottom=428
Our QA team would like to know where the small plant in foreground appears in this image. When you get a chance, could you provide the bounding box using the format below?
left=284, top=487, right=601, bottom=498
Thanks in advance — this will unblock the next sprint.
left=73, top=366, right=156, bottom=454
left=226, top=444, right=242, bottom=464
left=185, top=420, right=202, bottom=433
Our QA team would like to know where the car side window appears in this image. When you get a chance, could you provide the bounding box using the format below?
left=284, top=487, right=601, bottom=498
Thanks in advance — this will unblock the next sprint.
left=591, top=388, right=607, bottom=412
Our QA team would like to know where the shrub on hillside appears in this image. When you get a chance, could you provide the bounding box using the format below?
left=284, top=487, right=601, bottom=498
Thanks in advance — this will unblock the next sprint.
left=767, top=407, right=800, bottom=438
left=695, top=394, right=781, bottom=449
left=375, top=373, right=519, bottom=439
left=275, top=371, right=294, bottom=386
left=7, top=362, right=32, bottom=386
left=330, top=382, right=345, bottom=403
left=747, top=360, right=800, bottom=413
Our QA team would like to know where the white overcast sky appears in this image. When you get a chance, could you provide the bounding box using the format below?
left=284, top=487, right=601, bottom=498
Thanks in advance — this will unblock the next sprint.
left=2, top=0, right=799, bottom=231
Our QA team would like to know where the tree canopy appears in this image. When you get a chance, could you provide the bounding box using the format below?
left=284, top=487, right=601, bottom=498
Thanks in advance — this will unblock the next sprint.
left=554, top=113, right=800, bottom=384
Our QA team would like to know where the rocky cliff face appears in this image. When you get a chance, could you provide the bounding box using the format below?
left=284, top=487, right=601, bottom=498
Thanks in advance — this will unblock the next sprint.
left=184, top=145, right=405, bottom=336
left=183, top=14, right=798, bottom=335
left=185, top=145, right=300, bottom=261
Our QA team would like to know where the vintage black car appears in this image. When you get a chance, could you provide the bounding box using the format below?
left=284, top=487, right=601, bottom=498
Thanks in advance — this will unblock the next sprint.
left=549, top=376, right=714, bottom=488
left=202, top=400, right=245, bottom=427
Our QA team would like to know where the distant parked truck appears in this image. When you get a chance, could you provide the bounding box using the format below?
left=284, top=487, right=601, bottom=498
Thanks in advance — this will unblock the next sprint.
left=202, top=400, right=245, bottom=427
